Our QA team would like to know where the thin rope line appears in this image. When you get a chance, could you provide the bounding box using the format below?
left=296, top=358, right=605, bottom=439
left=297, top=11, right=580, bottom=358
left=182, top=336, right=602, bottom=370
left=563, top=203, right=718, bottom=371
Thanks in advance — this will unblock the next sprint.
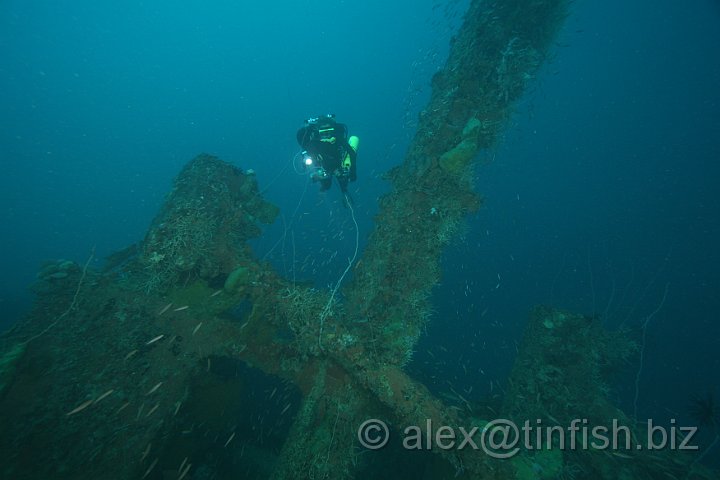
left=23, top=248, right=95, bottom=345
left=262, top=176, right=309, bottom=262
left=318, top=193, right=359, bottom=351
left=633, top=282, right=670, bottom=420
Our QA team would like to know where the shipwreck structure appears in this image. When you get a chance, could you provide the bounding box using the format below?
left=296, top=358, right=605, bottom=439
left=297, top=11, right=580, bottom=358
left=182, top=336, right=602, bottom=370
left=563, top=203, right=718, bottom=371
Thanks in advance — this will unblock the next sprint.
left=1, top=0, right=716, bottom=479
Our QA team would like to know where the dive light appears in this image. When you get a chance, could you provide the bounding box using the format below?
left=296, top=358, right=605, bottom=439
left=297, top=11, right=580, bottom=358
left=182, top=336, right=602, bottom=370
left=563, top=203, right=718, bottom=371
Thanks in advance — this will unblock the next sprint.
left=302, top=151, right=313, bottom=166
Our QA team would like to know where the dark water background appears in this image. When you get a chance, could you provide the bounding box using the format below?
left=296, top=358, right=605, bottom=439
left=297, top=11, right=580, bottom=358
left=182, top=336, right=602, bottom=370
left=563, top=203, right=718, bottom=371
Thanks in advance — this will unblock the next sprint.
left=1, top=0, right=719, bottom=461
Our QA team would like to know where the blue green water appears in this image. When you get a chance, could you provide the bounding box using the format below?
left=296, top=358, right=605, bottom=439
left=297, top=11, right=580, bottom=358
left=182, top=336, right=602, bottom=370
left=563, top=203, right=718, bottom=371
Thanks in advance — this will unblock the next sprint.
left=1, top=0, right=719, bottom=467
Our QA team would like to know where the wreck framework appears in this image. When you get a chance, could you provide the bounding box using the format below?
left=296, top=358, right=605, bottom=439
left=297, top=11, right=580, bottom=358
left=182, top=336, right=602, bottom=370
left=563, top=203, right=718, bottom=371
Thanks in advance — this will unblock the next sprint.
left=1, top=1, right=716, bottom=479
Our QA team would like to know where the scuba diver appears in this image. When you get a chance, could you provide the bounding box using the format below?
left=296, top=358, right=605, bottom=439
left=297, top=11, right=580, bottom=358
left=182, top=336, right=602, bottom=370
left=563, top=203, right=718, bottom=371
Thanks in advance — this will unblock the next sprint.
left=296, top=114, right=359, bottom=196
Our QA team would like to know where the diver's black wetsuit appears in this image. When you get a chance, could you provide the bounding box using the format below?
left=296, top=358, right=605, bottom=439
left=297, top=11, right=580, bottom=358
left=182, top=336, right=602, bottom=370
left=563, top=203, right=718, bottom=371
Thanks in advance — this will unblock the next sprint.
left=297, top=120, right=357, bottom=191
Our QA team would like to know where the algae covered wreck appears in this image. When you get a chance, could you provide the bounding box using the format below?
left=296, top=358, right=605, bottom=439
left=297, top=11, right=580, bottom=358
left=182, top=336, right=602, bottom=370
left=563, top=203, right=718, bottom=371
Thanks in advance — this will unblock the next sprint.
left=1, top=1, right=716, bottom=479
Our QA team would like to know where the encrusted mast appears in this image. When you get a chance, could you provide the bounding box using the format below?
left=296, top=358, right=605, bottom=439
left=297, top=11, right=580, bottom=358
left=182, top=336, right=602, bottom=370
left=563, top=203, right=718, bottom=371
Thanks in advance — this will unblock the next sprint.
left=3, top=1, right=714, bottom=479
left=347, top=0, right=570, bottom=366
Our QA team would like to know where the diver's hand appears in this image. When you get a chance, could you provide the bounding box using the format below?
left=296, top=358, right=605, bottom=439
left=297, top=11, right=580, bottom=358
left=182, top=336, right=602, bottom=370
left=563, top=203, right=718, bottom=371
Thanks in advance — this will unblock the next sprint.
left=311, top=168, right=328, bottom=182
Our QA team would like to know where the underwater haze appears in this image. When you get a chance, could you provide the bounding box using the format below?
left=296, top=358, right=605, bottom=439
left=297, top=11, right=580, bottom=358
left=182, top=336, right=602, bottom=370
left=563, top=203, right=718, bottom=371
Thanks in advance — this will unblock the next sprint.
left=1, top=0, right=720, bottom=475
left=0, top=0, right=459, bottom=322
